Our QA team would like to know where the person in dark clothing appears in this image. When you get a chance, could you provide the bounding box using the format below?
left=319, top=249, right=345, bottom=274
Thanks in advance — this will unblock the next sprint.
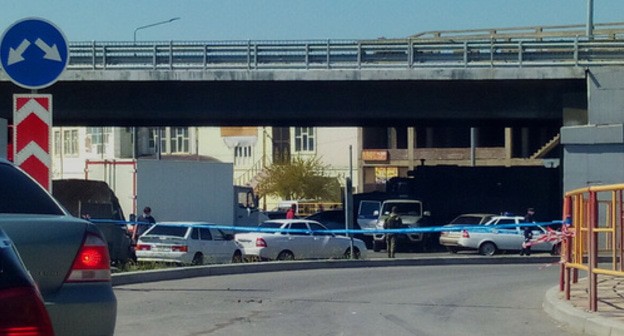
left=133, top=206, right=156, bottom=243
left=383, top=206, right=402, bottom=258
left=520, top=208, right=535, bottom=256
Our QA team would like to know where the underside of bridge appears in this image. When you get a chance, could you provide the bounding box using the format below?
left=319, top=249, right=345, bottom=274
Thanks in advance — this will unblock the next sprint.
left=0, top=78, right=585, bottom=128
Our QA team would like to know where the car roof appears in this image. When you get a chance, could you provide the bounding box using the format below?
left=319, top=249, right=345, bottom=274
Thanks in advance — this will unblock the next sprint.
left=153, top=222, right=216, bottom=227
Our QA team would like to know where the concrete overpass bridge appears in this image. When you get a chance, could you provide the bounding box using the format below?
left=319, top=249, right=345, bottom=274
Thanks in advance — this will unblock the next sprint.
left=2, top=22, right=624, bottom=191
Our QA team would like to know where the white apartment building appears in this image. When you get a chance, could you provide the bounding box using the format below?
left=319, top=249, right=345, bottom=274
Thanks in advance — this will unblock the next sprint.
left=51, top=126, right=360, bottom=212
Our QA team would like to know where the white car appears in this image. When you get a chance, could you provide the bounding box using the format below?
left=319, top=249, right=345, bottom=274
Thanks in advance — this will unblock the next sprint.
left=439, top=213, right=497, bottom=252
left=447, top=215, right=560, bottom=256
left=235, top=219, right=368, bottom=260
left=136, top=222, right=244, bottom=265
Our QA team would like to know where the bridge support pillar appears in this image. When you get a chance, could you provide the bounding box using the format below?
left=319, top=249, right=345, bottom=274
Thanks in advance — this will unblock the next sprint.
left=561, top=67, right=624, bottom=191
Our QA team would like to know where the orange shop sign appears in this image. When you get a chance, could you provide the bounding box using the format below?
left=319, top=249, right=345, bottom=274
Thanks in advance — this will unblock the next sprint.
left=362, top=150, right=388, bottom=162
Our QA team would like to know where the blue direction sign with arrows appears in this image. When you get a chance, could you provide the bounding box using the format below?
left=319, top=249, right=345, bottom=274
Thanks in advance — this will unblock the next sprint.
left=0, top=18, right=69, bottom=89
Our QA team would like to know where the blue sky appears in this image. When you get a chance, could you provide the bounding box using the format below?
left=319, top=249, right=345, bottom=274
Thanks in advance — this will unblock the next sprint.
left=1, top=1, right=623, bottom=41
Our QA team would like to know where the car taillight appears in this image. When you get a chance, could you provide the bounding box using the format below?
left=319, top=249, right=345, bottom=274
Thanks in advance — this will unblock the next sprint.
left=0, top=287, right=54, bottom=336
left=65, top=232, right=111, bottom=283
left=256, top=237, right=267, bottom=247
left=172, top=245, right=188, bottom=252
left=136, top=244, right=151, bottom=251
left=462, top=230, right=470, bottom=238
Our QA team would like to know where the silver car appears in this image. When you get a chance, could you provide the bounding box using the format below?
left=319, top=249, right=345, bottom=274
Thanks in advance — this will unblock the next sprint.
left=439, top=213, right=496, bottom=253
left=0, top=160, right=117, bottom=335
left=450, top=215, right=560, bottom=256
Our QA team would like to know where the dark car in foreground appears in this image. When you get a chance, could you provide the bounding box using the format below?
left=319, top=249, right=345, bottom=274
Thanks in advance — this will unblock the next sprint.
left=0, top=159, right=117, bottom=335
left=305, top=209, right=369, bottom=246
left=0, top=229, right=54, bottom=335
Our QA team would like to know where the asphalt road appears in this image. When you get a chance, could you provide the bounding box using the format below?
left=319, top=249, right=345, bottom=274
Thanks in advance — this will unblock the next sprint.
left=114, top=263, right=577, bottom=336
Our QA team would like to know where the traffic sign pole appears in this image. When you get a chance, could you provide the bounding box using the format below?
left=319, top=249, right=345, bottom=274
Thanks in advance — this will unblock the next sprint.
left=2, top=18, right=68, bottom=190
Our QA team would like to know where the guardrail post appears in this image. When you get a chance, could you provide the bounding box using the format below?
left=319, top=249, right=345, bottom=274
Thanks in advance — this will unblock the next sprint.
left=305, top=43, right=309, bottom=70
left=152, top=44, right=157, bottom=70
left=357, top=42, right=362, bottom=69
left=102, top=46, right=107, bottom=70
left=91, top=41, right=96, bottom=70
left=518, top=41, right=523, bottom=68
left=326, top=39, right=330, bottom=69
left=589, top=190, right=598, bottom=312
left=408, top=38, right=413, bottom=69
left=490, top=38, right=494, bottom=68
left=254, top=43, right=258, bottom=69
left=463, top=41, right=468, bottom=68
left=247, top=40, right=251, bottom=70
left=169, top=41, right=173, bottom=70
left=574, top=36, right=579, bottom=66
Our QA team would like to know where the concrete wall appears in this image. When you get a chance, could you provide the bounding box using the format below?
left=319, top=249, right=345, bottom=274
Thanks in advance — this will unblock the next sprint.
left=561, top=68, right=624, bottom=192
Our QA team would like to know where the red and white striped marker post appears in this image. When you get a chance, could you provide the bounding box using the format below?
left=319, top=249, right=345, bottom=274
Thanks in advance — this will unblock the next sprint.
left=13, top=94, right=52, bottom=191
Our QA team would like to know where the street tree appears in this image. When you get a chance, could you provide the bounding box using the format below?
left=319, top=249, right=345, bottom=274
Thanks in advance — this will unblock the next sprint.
left=256, top=156, right=342, bottom=201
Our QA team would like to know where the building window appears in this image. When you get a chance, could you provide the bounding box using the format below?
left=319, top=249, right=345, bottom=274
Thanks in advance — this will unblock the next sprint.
left=53, top=130, right=61, bottom=156
left=294, top=127, right=314, bottom=152
left=63, top=129, right=78, bottom=156
left=170, top=127, right=189, bottom=153
left=148, top=127, right=189, bottom=154
left=86, top=127, right=111, bottom=154
left=234, top=145, right=252, bottom=166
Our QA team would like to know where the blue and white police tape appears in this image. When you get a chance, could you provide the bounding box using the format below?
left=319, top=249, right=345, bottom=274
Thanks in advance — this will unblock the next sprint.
left=88, top=219, right=566, bottom=235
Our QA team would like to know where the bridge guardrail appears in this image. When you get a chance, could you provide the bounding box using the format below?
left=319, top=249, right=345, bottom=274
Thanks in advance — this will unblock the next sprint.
left=67, top=37, right=624, bottom=71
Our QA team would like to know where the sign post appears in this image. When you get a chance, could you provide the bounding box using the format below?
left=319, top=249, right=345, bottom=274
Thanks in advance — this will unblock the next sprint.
left=1, top=17, right=68, bottom=190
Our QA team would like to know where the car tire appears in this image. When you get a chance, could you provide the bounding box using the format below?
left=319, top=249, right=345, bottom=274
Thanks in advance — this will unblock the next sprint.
left=232, top=250, right=243, bottom=263
left=372, top=240, right=381, bottom=252
left=551, top=243, right=561, bottom=256
left=191, top=252, right=204, bottom=265
left=343, top=247, right=361, bottom=259
left=446, top=246, right=458, bottom=254
left=276, top=250, right=294, bottom=261
left=479, top=242, right=497, bottom=256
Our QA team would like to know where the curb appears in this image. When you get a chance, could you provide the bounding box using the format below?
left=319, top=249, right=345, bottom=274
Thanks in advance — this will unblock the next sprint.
left=112, top=255, right=559, bottom=286
left=543, top=286, right=624, bottom=336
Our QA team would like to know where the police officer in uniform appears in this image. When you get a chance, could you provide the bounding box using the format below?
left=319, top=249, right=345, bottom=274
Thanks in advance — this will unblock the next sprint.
left=383, top=206, right=402, bottom=258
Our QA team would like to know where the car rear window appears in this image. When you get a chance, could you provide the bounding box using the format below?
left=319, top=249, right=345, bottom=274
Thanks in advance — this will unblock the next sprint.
left=146, top=225, right=188, bottom=237
left=0, top=164, right=64, bottom=215
left=259, top=221, right=284, bottom=229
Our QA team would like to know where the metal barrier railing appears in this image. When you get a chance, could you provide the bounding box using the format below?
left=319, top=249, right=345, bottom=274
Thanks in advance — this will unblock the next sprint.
left=66, top=37, right=624, bottom=71
left=561, top=184, right=624, bottom=311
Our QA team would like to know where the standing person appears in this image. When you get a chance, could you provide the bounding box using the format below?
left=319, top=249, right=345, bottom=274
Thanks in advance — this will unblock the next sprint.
left=286, top=204, right=297, bottom=219
left=133, top=206, right=156, bottom=243
left=520, top=208, right=535, bottom=256
left=383, top=206, right=402, bottom=258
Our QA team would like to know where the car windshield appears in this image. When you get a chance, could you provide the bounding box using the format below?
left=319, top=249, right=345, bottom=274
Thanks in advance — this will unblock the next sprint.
left=145, top=225, right=188, bottom=237
left=0, top=164, right=65, bottom=215
left=381, top=202, right=422, bottom=216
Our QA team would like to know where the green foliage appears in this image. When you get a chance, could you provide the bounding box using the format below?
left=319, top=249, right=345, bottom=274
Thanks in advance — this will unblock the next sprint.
left=256, top=156, right=342, bottom=201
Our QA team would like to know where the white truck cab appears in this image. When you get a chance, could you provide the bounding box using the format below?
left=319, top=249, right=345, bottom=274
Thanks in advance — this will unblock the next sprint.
left=371, top=199, right=430, bottom=252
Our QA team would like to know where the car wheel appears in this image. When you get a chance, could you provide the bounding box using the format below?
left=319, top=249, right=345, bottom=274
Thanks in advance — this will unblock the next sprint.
left=479, top=242, right=497, bottom=256
left=232, top=250, right=243, bottom=263
left=191, top=252, right=204, bottom=265
left=446, top=246, right=458, bottom=254
left=276, top=251, right=294, bottom=261
left=343, top=247, right=361, bottom=259
left=551, top=243, right=561, bottom=256
left=372, top=240, right=381, bottom=252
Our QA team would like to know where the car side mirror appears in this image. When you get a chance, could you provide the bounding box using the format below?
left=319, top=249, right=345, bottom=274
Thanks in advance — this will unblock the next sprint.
left=423, top=211, right=431, bottom=217
left=373, top=210, right=379, bottom=216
